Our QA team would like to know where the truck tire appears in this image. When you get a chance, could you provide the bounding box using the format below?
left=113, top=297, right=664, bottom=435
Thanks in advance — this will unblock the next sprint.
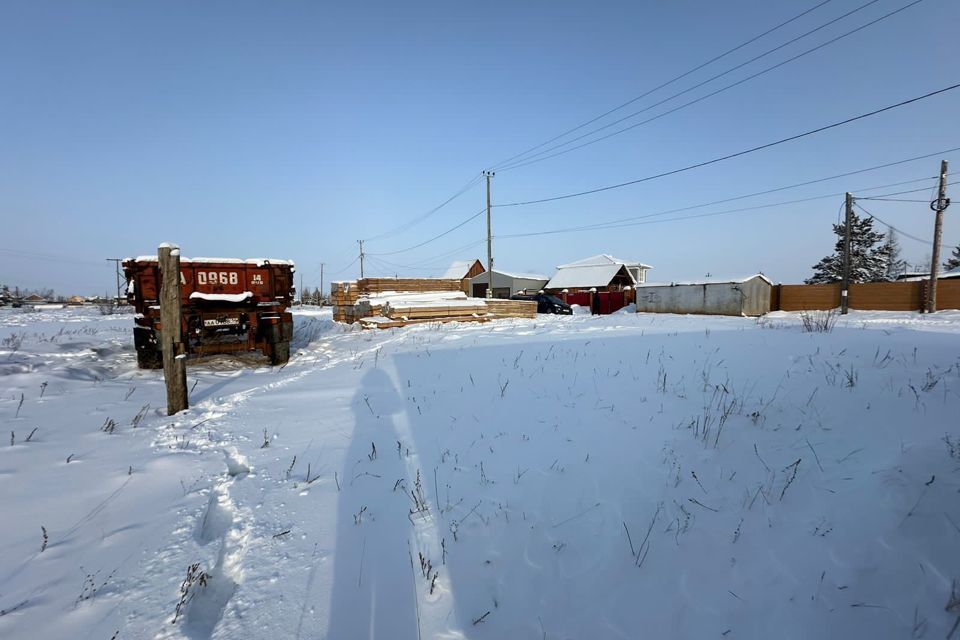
left=134, top=326, right=163, bottom=369
left=269, top=340, right=290, bottom=366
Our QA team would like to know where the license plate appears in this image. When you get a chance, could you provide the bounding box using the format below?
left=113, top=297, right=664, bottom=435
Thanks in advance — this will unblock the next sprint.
left=204, top=317, right=239, bottom=327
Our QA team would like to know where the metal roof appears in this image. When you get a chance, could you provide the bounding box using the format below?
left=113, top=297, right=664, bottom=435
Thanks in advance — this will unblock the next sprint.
left=556, top=254, right=653, bottom=270
left=546, top=263, right=626, bottom=290
left=440, top=260, right=482, bottom=279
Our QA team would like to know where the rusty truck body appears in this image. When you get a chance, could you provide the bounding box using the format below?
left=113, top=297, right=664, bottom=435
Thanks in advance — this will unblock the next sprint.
left=123, top=257, right=295, bottom=368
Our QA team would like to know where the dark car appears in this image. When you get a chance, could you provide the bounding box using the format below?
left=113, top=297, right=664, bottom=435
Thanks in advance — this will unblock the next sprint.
left=510, top=293, right=573, bottom=315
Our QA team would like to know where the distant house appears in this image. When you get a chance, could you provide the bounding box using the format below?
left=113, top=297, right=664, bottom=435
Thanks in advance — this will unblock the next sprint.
left=441, top=259, right=486, bottom=280
left=895, top=268, right=960, bottom=282
left=468, top=269, right=549, bottom=299
left=24, top=294, right=48, bottom=305
left=67, top=295, right=87, bottom=306
left=545, top=254, right=653, bottom=292
left=635, top=274, right=774, bottom=317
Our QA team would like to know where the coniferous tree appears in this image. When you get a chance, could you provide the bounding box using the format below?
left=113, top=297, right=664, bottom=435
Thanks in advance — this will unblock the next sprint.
left=806, top=212, right=887, bottom=284
left=877, top=228, right=908, bottom=281
left=944, top=243, right=960, bottom=271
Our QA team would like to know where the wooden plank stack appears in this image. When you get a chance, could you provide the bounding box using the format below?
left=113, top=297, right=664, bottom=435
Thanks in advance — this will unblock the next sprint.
left=331, top=278, right=538, bottom=328
left=352, top=278, right=462, bottom=294
left=384, top=302, right=488, bottom=320
left=330, top=281, right=362, bottom=323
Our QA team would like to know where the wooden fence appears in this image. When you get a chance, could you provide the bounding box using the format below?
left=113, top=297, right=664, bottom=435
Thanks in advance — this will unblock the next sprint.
left=775, top=280, right=960, bottom=312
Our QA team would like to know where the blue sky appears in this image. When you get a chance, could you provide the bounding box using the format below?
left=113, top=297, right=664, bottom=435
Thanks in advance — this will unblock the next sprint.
left=1, top=0, right=958, bottom=294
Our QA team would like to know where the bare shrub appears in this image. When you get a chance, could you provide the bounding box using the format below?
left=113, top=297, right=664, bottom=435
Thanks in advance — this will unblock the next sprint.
left=800, top=309, right=838, bottom=333
left=945, top=435, right=960, bottom=461
left=2, top=332, right=25, bottom=351
left=172, top=563, right=208, bottom=623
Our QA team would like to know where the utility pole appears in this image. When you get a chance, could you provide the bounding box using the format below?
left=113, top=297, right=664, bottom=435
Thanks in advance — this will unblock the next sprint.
left=158, top=243, right=188, bottom=415
left=485, top=170, right=495, bottom=298
left=927, top=160, right=950, bottom=313
left=106, top=258, right=123, bottom=305
left=840, top=192, right=853, bottom=315
left=320, top=262, right=325, bottom=306
left=358, top=240, right=365, bottom=279
left=299, top=273, right=303, bottom=305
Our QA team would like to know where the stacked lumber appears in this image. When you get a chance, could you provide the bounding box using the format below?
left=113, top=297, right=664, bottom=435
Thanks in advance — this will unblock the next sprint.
left=356, top=278, right=462, bottom=294
left=384, top=301, right=488, bottom=320
left=330, top=281, right=359, bottom=306
left=331, top=279, right=464, bottom=324
left=483, top=299, right=537, bottom=319
left=330, top=281, right=359, bottom=322
left=331, top=278, right=538, bottom=328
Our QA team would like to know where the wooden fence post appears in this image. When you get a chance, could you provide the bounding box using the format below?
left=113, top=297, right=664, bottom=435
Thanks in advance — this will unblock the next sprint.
left=158, top=243, right=188, bottom=415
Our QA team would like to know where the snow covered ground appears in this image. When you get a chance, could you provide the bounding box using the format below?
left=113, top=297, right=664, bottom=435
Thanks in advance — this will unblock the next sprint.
left=1, top=306, right=959, bottom=639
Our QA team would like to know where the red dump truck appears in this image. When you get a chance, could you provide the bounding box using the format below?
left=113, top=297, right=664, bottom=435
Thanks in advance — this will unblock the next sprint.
left=123, top=256, right=295, bottom=369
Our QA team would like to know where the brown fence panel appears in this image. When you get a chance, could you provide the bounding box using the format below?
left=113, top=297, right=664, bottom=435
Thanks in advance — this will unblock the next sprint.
left=937, top=280, right=960, bottom=310
left=848, top=281, right=923, bottom=311
left=773, top=280, right=958, bottom=312
left=778, top=284, right=841, bottom=311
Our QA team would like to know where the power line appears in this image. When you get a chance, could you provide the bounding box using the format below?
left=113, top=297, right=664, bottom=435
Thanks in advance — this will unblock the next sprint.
left=855, top=181, right=960, bottom=199
left=496, top=176, right=945, bottom=240
left=489, top=0, right=837, bottom=170
left=513, top=145, right=958, bottom=221
left=330, top=255, right=359, bottom=276
left=361, top=150, right=956, bottom=272
left=499, top=0, right=923, bottom=172
left=361, top=174, right=483, bottom=242
left=0, top=247, right=106, bottom=268
left=853, top=201, right=929, bottom=243
left=370, top=239, right=488, bottom=271
left=363, top=257, right=438, bottom=272
left=566, top=175, right=940, bottom=234
left=368, top=208, right=486, bottom=256
left=496, top=83, right=960, bottom=208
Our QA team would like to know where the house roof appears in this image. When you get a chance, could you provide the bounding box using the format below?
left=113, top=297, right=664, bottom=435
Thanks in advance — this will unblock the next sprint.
left=440, top=259, right=483, bottom=279
left=487, top=269, right=548, bottom=281
left=894, top=268, right=960, bottom=282
left=556, top=254, right=653, bottom=270
left=637, top=274, right=774, bottom=287
left=546, top=254, right=651, bottom=289
left=546, top=264, right=628, bottom=290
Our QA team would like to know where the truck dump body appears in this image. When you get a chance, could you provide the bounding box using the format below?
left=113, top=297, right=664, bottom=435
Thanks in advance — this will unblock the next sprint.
left=123, top=257, right=295, bottom=368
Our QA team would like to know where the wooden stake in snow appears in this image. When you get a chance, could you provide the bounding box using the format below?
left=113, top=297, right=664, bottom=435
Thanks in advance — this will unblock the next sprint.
left=159, top=244, right=188, bottom=415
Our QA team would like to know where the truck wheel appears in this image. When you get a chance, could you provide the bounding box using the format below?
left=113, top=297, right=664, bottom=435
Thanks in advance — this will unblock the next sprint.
left=134, top=327, right=162, bottom=369
left=269, top=340, right=290, bottom=366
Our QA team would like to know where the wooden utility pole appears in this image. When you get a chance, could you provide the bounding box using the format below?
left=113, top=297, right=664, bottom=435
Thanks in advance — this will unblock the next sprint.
left=485, top=170, right=495, bottom=298
left=320, top=262, right=325, bottom=306
left=358, top=241, right=365, bottom=279
left=106, top=258, right=123, bottom=305
left=926, top=160, right=950, bottom=313
left=158, top=244, right=188, bottom=415
left=840, top=192, right=853, bottom=315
